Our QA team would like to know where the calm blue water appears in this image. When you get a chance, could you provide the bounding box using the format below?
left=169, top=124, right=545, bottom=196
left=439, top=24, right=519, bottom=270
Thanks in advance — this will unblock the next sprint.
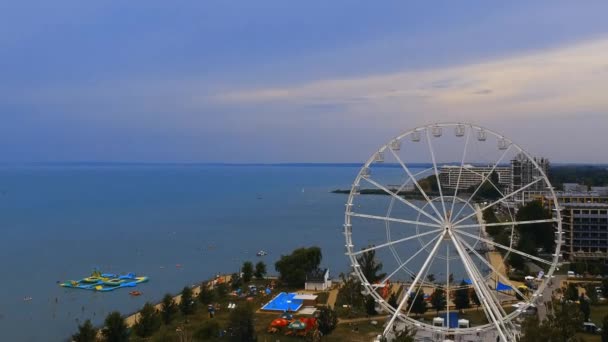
left=0, top=164, right=480, bottom=341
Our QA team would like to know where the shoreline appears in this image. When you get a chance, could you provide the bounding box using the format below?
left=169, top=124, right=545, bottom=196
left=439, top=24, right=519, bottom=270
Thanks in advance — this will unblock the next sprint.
left=123, top=274, right=233, bottom=327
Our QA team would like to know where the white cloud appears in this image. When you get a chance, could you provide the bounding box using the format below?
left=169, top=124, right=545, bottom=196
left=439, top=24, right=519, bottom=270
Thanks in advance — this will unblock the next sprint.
left=214, top=37, right=608, bottom=119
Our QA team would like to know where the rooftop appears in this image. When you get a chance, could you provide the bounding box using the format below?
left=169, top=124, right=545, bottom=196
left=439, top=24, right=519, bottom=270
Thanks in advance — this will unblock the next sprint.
left=562, top=202, right=608, bottom=208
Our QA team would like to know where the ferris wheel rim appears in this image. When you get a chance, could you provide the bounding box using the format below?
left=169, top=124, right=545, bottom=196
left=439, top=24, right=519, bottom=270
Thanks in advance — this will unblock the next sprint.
left=344, top=122, right=562, bottom=338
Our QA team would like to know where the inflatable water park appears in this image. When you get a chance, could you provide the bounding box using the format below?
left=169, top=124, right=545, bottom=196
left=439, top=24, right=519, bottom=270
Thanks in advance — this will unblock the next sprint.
left=60, top=270, right=148, bottom=292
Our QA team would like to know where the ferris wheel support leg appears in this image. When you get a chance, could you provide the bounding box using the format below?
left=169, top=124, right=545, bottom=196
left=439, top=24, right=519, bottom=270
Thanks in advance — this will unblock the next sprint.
left=455, top=234, right=531, bottom=302
left=449, top=231, right=515, bottom=341
left=383, top=234, right=444, bottom=336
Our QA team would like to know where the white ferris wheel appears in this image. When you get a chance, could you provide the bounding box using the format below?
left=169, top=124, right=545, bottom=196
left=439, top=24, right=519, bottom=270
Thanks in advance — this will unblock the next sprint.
left=343, top=123, right=562, bottom=341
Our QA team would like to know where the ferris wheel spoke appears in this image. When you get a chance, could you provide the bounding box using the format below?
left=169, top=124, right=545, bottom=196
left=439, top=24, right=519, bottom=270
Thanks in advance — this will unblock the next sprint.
left=348, top=212, right=442, bottom=229
left=384, top=232, right=445, bottom=336
left=454, top=229, right=554, bottom=266
left=350, top=229, right=442, bottom=256
left=362, top=177, right=443, bottom=225
left=388, top=147, right=444, bottom=220
left=405, top=245, right=438, bottom=318
left=452, top=177, right=544, bottom=226
left=452, top=145, right=513, bottom=221
left=453, top=233, right=531, bottom=302
left=454, top=218, right=558, bottom=230
left=449, top=126, right=472, bottom=216
left=373, top=234, right=443, bottom=290
left=425, top=128, right=448, bottom=220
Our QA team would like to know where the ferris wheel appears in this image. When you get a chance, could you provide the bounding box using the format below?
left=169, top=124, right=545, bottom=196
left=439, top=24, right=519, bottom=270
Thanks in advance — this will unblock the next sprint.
left=343, top=123, right=562, bottom=341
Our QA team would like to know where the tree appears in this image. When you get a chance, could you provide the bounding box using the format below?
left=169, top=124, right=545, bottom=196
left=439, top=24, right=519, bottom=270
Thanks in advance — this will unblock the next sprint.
left=453, top=281, right=470, bottom=313
left=101, top=311, right=129, bottom=342
left=194, top=319, right=221, bottom=340
left=335, top=273, right=364, bottom=314
left=586, top=284, right=599, bottom=304
left=317, top=306, right=338, bottom=335
left=275, top=246, right=322, bottom=287
left=365, top=295, right=377, bottom=315
left=254, top=261, right=267, bottom=280
left=388, top=292, right=398, bottom=308
left=430, top=288, right=446, bottom=315
left=215, top=282, right=229, bottom=299
left=602, top=277, right=608, bottom=297
left=602, top=314, right=608, bottom=342
left=407, top=289, right=427, bottom=316
left=379, top=324, right=417, bottom=342
left=470, top=289, right=481, bottom=310
left=134, top=302, right=161, bottom=337
left=228, top=304, right=256, bottom=341
left=516, top=200, right=554, bottom=253
left=242, top=261, right=254, bottom=283
left=426, top=274, right=436, bottom=283
left=565, top=283, right=579, bottom=302
left=71, top=319, right=97, bottom=342
left=579, top=294, right=591, bottom=322
left=474, top=171, right=502, bottom=200
left=356, top=247, right=386, bottom=284
left=392, top=324, right=416, bottom=342
left=160, top=293, right=178, bottom=324
left=179, top=286, right=196, bottom=315
left=519, top=300, right=583, bottom=342
left=231, top=272, right=243, bottom=290
left=199, top=283, right=215, bottom=305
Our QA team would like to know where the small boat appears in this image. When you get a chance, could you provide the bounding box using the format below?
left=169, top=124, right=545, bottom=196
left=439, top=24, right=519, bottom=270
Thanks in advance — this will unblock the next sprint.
left=129, top=291, right=142, bottom=296
left=256, top=250, right=268, bottom=257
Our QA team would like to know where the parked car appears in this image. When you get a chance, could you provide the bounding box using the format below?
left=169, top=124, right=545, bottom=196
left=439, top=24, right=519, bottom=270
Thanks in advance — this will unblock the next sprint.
left=583, top=322, right=601, bottom=334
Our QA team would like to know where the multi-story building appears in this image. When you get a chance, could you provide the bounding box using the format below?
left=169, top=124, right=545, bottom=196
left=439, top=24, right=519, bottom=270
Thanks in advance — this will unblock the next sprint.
left=511, top=153, right=550, bottom=203
left=561, top=202, right=608, bottom=262
left=438, top=165, right=511, bottom=190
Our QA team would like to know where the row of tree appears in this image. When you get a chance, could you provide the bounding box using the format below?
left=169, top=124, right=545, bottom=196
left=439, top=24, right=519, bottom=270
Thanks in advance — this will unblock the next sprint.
left=71, top=266, right=263, bottom=342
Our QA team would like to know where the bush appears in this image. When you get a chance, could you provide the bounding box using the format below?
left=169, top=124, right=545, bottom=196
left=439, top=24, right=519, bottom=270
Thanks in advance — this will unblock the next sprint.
left=194, top=320, right=221, bottom=340
left=160, top=293, right=178, bottom=324
left=228, top=304, right=256, bottom=341
left=275, top=247, right=322, bottom=287
left=71, top=319, right=97, bottom=342
left=317, top=306, right=338, bottom=335
left=102, top=311, right=129, bottom=342
left=199, top=283, right=215, bottom=305
left=133, top=302, right=161, bottom=337
left=179, top=286, right=196, bottom=315
left=242, top=261, right=254, bottom=283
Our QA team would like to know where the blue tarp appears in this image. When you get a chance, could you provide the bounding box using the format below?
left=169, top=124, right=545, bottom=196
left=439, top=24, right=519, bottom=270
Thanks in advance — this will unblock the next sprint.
left=496, top=282, right=512, bottom=291
left=463, top=279, right=472, bottom=285
left=440, top=312, right=459, bottom=328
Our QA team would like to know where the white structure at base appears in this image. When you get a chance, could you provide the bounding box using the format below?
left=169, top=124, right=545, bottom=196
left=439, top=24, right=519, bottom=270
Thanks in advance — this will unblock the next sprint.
left=304, top=268, right=332, bottom=291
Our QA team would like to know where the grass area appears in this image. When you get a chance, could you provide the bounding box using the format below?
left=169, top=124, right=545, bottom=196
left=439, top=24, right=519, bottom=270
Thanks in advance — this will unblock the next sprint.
left=589, top=304, right=608, bottom=326
left=316, top=291, right=329, bottom=305
left=126, top=284, right=356, bottom=341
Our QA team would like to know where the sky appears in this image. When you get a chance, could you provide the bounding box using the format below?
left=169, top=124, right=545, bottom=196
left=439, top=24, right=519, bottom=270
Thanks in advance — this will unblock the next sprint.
left=1, top=1, right=608, bottom=163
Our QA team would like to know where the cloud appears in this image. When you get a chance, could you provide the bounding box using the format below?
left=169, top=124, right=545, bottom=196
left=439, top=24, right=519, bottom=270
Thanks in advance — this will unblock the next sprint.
left=214, top=37, right=608, bottom=119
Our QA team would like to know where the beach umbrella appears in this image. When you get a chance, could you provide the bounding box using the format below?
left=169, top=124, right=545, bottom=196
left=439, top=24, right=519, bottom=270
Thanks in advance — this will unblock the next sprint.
left=270, top=318, right=289, bottom=327
left=280, top=312, right=294, bottom=320
left=288, top=320, right=307, bottom=330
